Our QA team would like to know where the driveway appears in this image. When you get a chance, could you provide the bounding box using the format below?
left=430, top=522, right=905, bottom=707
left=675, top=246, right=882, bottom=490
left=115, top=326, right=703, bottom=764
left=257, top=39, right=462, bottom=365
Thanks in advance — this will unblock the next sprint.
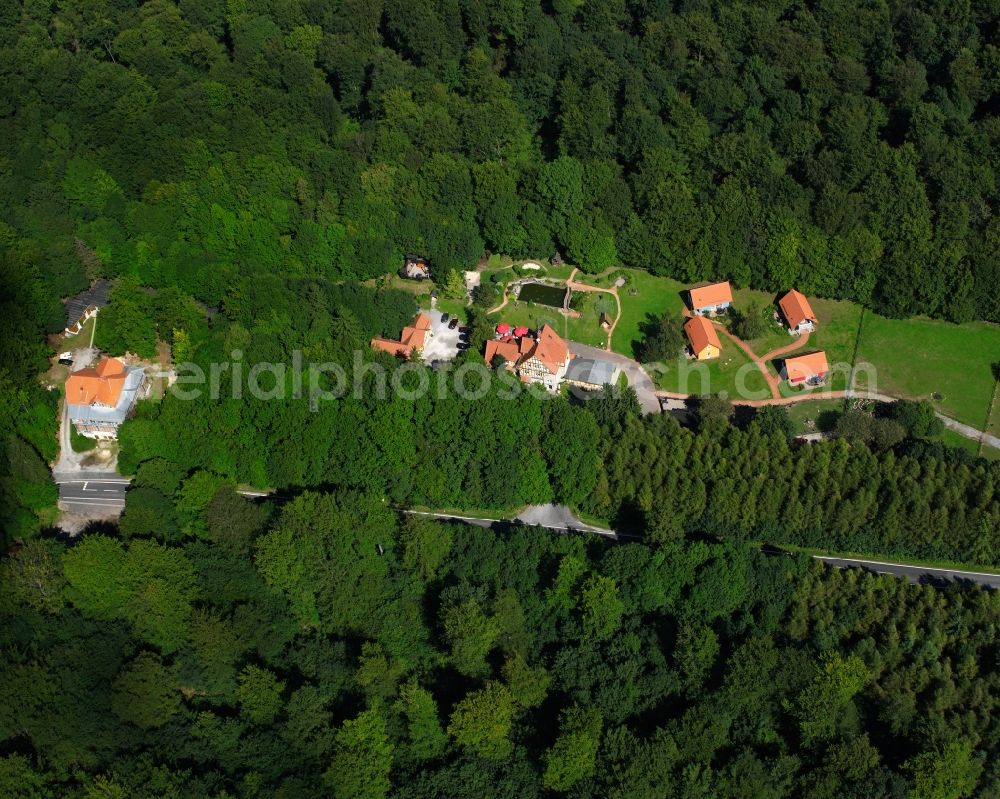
left=420, top=309, right=465, bottom=363
left=567, top=341, right=661, bottom=415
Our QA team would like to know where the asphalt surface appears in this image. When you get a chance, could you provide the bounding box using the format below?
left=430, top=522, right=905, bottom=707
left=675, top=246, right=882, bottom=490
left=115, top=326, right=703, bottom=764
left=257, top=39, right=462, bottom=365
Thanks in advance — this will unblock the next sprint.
left=404, top=505, right=639, bottom=541
left=54, top=471, right=130, bottom=515
left=814, top=555, right=1000, bottom=589
left=406, top=509, right=999, bottom=588
left=566, top=341, right=661, bottom=415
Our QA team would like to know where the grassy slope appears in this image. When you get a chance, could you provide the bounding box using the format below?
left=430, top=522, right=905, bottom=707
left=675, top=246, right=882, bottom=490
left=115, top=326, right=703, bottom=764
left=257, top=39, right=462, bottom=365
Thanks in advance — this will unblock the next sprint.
left=610, top=270, right=687, bottom=358
left=854, top=313, right=1000, bottom=426
left=654, top=339, right=771, bottom=398
left=773, top=297, right=865, bottom=396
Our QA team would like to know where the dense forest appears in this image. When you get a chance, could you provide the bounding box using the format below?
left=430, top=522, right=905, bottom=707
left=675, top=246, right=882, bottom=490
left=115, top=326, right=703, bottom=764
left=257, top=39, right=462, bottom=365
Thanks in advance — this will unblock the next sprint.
left=3, top=493, right=1000, bottom=797
left=3, top=0, right=1000, bottom=327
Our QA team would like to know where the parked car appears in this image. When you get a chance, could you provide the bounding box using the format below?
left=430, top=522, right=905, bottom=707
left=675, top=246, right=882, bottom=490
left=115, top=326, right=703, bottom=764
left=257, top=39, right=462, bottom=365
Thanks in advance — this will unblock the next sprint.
left=58, top=352, right=74, bottom=366
left=448, top=317, right=459, bottom=329
left=457, top=341, right=469, bottom=350
left=459, top=332, right=469, bottom=342
left=459, top=326, right=471, bottom=334
left=440, top=313, right=450, bottom=323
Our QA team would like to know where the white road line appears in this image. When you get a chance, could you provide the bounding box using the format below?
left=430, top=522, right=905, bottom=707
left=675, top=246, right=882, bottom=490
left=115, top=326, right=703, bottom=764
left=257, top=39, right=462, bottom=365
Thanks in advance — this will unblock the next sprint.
left=813, top=555, right=1000, bottom=579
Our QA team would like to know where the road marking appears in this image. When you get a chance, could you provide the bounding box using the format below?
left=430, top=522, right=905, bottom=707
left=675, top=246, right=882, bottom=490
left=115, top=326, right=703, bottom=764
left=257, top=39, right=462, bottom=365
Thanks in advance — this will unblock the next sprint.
left=813, top=555, right=1000, bottom=579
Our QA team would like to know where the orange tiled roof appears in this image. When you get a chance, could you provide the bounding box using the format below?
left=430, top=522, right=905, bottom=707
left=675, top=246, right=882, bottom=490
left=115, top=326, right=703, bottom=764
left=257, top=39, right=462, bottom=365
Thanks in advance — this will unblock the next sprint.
left=484, top=325, right=571, bottom=377
left=779, top=289, right=817, bottom=329
left=399, top=325, right=428, bottom=350
left=370, top=312, right=431, bottom=358
left=412, top=313, right=432, bottom=331
left=484, top=338, right=522, bottom=365
left=784, top=350, right=829, bottom=382
left=65, top=357, right=128, bottom=407
left=371, top=337, right=414, bottom=358
left=529, top=324, right=570, bottom=375
left=689, top=281, right=733, bottom=309
left=684, top=316, right=721, bottom=355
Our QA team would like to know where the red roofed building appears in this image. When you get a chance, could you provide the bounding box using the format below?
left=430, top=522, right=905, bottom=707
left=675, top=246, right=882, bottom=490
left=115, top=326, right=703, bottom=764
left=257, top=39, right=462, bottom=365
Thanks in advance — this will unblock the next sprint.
left=371, top=312, right=434, bottom=359
left=684, top=316, right=722, bottom=360
left=688, top=281, right=733, bottom=316
left=484, top=324, right=572, bottom=391
left=65, top=356, right=146, bottom=439
left=778, top=289, right=818, bottom=335
left=782, top=350, right=829, bottom=387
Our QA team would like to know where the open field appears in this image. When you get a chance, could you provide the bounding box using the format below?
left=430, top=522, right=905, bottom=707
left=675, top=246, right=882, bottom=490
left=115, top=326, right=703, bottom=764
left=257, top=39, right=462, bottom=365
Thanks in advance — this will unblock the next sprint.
left=773, top=297, right=864, bottom=396
left=784, top=398, right=845, bottom=434
left=987, top=380, right=1000, bottom=440
left=854, top=313, right=1000, bottom=427
left=655, top=342, right=771, bottom=399
left=490, top=297, right=609, bottom=348
left=433, top=297, right=470, bottom=323
left=609, top=270, right=687, bottom=358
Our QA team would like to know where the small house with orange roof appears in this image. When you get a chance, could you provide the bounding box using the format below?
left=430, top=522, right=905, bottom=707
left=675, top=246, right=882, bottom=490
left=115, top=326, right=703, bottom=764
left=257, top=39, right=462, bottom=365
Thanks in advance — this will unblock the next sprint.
left=778, top=289, right=818, bottom=335
left=688, top=281, right=733, bottom=316
left=483, top=324, right=572, bottom=391
left=371, top=312, right=433, bottom=359
left=684, top=316, right=722, bottom=360
left=782, top=350, right=829, bottom=387
left=65, top=356, right=146, bottom=439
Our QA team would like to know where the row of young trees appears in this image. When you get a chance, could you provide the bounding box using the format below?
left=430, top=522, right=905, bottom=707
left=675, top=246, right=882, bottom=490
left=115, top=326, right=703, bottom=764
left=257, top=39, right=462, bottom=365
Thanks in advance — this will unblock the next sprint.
left=2, top=482, right=998, bottom=796
left=3, top=0, right=1000, bottom=324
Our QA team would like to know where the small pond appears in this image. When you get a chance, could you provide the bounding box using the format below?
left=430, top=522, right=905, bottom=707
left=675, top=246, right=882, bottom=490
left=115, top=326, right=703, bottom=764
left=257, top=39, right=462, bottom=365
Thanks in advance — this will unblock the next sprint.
left=518, top=282, right=567, bottom=308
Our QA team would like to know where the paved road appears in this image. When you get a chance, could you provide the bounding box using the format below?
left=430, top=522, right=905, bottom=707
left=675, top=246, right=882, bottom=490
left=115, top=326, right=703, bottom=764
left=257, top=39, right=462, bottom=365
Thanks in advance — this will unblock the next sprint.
left=404, top=505, right=639, bottom=540
left=814, top=555, right=1000, bottom=589
left=567, top=341, right=661, bottom=415
left=54, top=471, right=129, bottom=515
left=406, top=508, right=998, bottom=589
left=937, top=413, right=1000, bottom=450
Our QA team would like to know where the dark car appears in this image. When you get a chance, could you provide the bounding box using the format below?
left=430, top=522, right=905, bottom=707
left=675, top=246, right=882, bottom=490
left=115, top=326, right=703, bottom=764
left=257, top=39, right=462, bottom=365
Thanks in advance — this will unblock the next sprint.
left=440, top=313, right=450, bottom=323
left=458, top=332, right=469, bottom=342
left=457, top=341, right=469, bottom=350
left=448, top=317, right=459, bottom=329
left=459, top=326, right=471, bottom=334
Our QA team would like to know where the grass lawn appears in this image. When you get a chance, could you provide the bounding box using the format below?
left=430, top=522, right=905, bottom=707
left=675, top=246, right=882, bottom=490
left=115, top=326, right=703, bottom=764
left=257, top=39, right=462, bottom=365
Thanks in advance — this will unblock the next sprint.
left=566, top=291, right=616, bottom=347
left=610, top=269, right=687, bottom=358
left=56, top=315, right=96, bottom=352
left=490, top=302, right=572, bottom=341
left=773, top=297, right=864, bottom=396
left=654, top=343, right=771, bottom=399
left=784, top=398, right=846, bottom=434
left=986, top=380, right=1000, bottom=439
left=434, top=297, right=470, bottom=323
left=490, top=292, right=612, bottom=349
left=854, top=313, right=1000, bottom=427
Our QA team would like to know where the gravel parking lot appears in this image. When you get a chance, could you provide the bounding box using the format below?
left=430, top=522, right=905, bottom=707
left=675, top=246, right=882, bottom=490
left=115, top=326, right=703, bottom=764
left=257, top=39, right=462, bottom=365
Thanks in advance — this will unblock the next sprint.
left=420, top=310, right=465, bottom=363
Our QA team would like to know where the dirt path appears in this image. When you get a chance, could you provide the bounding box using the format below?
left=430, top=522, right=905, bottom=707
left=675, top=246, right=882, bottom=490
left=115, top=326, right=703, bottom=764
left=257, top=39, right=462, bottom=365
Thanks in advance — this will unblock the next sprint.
left=566, top=269, right=621, bottom=351
left=759, top=330, right=811, bottom=361
left=490, top=268, right=622, bottom=351
left=710, top=324, right=781, bottom=399
left=697, top=319, right=812, bottom=401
